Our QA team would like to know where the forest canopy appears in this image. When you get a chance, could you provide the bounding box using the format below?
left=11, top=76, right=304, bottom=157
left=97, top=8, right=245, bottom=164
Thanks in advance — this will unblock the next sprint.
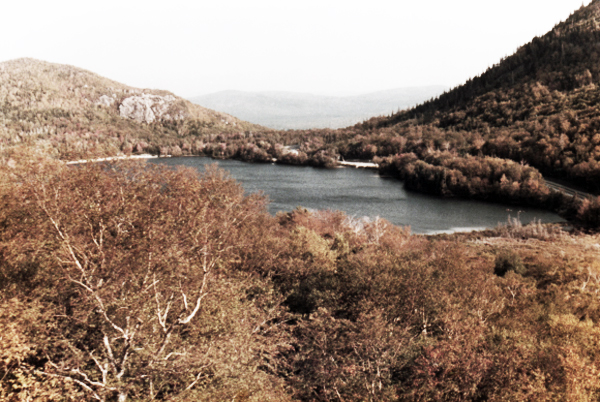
left=2, top=154, right=600, bottom=401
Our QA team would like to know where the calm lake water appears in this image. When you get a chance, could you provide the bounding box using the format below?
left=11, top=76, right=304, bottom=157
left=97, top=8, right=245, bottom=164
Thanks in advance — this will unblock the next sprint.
left=149, top=156, right=564, bottom=234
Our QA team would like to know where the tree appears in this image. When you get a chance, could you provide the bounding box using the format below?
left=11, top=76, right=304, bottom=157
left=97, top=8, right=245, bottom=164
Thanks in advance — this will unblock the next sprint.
left=0, top=159, right=290, bottom=401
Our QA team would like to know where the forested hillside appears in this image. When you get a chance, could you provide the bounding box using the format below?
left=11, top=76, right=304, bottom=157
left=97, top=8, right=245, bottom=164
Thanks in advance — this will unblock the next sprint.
left=355, top=1, right=600, bottom=192
left=6, top=1, right=600, bottom=202
left=0, top=58, right=266, bottom=160
left=5, top=1, right=600, bottom=223
left=85, top=0, right=600, bottom=225
left=3, top=153, right=600, bottom=401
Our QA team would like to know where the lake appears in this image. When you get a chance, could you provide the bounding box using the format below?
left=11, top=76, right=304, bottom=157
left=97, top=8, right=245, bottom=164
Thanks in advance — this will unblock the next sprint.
left=149, top=156, right=564, bottom=234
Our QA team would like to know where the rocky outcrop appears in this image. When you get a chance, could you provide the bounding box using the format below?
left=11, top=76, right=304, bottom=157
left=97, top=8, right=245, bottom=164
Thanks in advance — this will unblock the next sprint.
left=96, top=95, right=116, bottom=107
left=119, top=93, right=183, bottom=124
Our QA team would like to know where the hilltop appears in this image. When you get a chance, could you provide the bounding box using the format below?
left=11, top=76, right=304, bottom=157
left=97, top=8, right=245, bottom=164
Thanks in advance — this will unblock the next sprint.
left=352, top=1, right=600, bottom=192
left=0, top=58, right=266, bottom=160
left=189, top=86, right=447, bottom=130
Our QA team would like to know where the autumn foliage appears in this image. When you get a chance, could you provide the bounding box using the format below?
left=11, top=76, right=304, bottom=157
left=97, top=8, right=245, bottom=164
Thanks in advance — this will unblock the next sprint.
left=4, top=1, right=600, bottom=399
left=1, top=154, right=600, bottom=401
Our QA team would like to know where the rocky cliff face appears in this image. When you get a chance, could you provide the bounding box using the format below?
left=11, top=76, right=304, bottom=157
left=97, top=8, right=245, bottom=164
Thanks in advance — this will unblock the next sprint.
left=118, top=93, right=184, bottom=123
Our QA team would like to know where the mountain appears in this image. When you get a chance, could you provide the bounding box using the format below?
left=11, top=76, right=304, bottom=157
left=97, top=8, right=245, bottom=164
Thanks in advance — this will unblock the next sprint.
left=0, top=58, right=265, bottom=160
left=344, top=1, right=600, bottom=193
left=189, top=86, right=447, bottom=130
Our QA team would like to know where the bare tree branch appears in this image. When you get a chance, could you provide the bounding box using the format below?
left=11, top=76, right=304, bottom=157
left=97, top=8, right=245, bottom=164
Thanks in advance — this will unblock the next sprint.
left=184, top=364, right=211, bottom=392
left=179, top=272, right=208, bottom=325
left=103, top=334, right=119, bottom=376
left=87, top=350, right=108, bottom=386
left=40, top=370, right=103, bottom=401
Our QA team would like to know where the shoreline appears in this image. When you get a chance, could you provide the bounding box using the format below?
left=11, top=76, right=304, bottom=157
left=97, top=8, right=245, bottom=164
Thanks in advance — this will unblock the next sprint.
left=148, top=156, right=566, bottom=235
left=338, top=160, right=379, bottom=169
left=65, top=153, right=586, bottom=202
left=63, top=153, right=583, bottom=233
left=65, top=154, right=167, bottom=165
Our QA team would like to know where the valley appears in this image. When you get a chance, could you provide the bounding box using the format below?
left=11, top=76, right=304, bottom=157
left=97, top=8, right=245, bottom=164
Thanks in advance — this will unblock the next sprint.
left=3, top=1, right=600, bottom=400
left=189, top=86, right=447, bottom=130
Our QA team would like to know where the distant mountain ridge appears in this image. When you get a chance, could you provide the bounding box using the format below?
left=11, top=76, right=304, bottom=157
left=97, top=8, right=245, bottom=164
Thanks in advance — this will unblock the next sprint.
left=189, top=86, right=447, bottom=130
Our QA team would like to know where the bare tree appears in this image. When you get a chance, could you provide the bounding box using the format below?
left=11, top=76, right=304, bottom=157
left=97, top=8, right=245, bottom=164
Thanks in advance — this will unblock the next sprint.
left=9, top=161, right=283, bottom=401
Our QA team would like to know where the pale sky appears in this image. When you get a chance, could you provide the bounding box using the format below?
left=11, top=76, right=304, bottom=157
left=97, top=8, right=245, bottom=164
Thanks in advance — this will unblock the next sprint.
left=1, top=0, right=592, bottom=97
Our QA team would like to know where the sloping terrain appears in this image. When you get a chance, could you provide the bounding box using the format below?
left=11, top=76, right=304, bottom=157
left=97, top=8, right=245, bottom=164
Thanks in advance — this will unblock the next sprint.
left=5, top=5, right=600, bottom=400
left=3, top=156, right=600, bottom=401
left=0, top=58, right=265, bottom=159
left=353, top=1, right=600, bottom=192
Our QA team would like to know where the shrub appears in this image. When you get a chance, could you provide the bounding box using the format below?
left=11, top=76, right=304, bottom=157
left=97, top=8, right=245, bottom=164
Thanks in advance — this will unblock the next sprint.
left=494, top=251, right=526, bottom=277
left=495, top=215, right=564, bottom=240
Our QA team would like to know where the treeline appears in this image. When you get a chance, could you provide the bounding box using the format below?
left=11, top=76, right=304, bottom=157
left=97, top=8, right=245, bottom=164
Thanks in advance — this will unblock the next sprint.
left=169, top=0, right=600, bottom=219
left=9, top=5, right=600, bottom=231
left=185, top=1, right=600, bottom=198
left=3, top=155, right=600, bottom=401
left=377, top=151, right=568, bottom=209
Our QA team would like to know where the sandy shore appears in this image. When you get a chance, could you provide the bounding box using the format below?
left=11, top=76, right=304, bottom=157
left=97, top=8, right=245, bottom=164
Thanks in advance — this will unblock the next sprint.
left=338, top=160, right=379, bottom=169
left=65, top=154, right=166, bottom=165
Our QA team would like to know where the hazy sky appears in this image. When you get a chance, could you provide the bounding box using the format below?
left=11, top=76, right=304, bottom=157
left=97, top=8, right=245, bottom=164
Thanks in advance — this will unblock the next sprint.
left=2, top=0, right=592, bottom=97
